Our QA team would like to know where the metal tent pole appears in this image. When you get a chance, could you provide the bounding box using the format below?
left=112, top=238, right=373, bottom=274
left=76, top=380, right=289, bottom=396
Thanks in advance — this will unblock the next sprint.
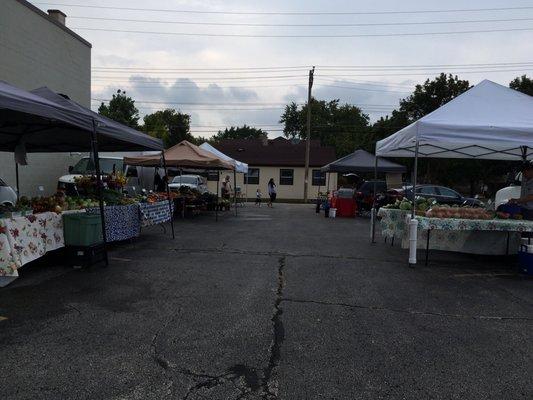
left=15, top=161, right=20, bottom=200
left=161, top=151, right=175, bottom=239
left=215, top=172, right=219, bottom=222
left=234, top=168, right=237, bottom=217
left=371, top=155, right=378, bottom=243
left=91, top=118, right=109, bottom=266
left=408, top=141, right=420, bottom=268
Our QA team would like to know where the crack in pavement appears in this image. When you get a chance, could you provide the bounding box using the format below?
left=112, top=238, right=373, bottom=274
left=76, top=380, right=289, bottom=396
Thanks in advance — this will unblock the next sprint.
left=282, top=298, right=533, bottom=322
left=261, top=256, right=286, bottom=399
left=151, top=312, right=181, bottom=399
left=170, top=246, right=399, bottom=264
left=170, top=257, right=287, bottom=400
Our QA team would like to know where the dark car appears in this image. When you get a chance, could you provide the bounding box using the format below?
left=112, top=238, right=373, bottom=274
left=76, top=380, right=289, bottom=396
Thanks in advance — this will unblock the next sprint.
left=403, top=185, right=484, bottom=207
left=355, top=180, right=388, bottom=211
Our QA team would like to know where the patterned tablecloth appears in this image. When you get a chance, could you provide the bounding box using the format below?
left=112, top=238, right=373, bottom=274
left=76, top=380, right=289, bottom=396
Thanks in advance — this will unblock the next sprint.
left=87, top=204, right=141, bottom=242
left=377, top=208, right=527, bottom=255
left=139, top=201, right=174, bottom=227
left=0, top=212, right=64, bottom=277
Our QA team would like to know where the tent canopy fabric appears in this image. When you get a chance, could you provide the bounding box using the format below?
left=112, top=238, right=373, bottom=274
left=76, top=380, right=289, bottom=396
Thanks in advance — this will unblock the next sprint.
left=0, top=81, right=163, bottom=152
left=31, top=87, right=163, bottom=151
left=124, top=140, right=235, bottom=170
left=199, top=142, right=248, bottom=173
left=376, top=80, right=533, bottom=160
left=321, top=149, right=406, bottom=173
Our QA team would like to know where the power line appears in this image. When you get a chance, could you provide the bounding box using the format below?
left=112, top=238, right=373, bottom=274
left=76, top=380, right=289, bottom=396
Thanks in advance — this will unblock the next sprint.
left=72, top=26, right=533, bottom=38
left=91, top=61, right=533, bottom=72
left=69, top=15, right=533, bottom=27
left=92, top=98, right=397, bottom=108
left=33, top=3, right=533, bottom=16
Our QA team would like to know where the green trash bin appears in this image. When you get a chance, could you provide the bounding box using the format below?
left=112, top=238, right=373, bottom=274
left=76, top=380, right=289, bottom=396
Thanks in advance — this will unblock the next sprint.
left=63, top=213, right=103, bottom=246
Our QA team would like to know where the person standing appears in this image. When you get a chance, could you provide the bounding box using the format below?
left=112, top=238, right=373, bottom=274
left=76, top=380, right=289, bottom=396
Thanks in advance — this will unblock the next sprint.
left=510, top=162, right=533, bottom=220
left=267, top=178, right=277, bottom=208
left=221, top=175, right=232, bottom=200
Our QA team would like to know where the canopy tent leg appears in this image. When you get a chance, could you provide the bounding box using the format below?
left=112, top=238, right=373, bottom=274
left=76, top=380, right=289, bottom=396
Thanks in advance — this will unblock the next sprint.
left=234, top=169, right=237, bottom=217
left=371, top=155, right=378, bottom=243
left=161, top=151, right=175, bottom=239
left=91, top=118, right=109, bottom=267
left=408, top=140, right=420, bottom=268
left=326, top=173, right=330, bottom=193
left=15, top=161, right=19, bottom=200
left=216, top=174, right=219, bottom=222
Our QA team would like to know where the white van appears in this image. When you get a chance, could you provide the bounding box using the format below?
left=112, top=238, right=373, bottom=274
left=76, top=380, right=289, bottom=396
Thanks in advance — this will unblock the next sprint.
left=0, top=178, right=17, bottom=206
left=57, top=156, right=155, bottom=195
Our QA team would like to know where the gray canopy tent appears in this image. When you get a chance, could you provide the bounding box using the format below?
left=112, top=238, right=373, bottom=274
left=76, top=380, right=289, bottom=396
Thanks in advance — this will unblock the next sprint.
left=321, top=149, right=407, bottom=173
left=0, top=81, right=165, bottom=263
left=321, top=149, right=406, bottom=195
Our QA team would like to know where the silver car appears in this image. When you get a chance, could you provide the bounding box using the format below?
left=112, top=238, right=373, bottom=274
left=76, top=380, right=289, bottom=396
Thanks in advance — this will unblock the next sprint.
left=168, top=175, right=208, bottom=193
left=0, top=178, right=17, bottom=206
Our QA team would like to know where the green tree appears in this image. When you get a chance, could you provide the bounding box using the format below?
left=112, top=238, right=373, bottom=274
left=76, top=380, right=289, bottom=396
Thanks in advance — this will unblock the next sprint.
left=279, top=99, right=370, bottom=157
left=142, top=109, right=193, bottom=147
left=98, top=89, right=139, bottom=128
left=399, top=73, right=471, bottom=122
left=211, top=125, right=267, bottom=142
left=510, top=75, right=533, bottom=96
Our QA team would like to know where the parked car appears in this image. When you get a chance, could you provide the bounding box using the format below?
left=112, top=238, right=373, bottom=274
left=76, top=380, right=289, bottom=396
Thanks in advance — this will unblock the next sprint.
left=57, top=156, right=147, bottom=195
left=0, top=178, right=17, bottom=206
left=354, top=180, right=388, bottom=211
left=402, top=185, right=484, bottom=207
left=168, top=175, right=208, bottom=193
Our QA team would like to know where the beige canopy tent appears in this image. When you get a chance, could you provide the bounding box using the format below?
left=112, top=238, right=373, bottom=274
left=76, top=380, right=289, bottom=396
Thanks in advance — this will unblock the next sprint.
left=124, top=140, right=234, bottom=170
left=125, top=140, right=235, bottom=221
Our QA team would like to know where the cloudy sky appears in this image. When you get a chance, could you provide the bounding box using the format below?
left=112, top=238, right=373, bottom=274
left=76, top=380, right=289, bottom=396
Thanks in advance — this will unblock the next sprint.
left=35, top=0, right=533, bottom=137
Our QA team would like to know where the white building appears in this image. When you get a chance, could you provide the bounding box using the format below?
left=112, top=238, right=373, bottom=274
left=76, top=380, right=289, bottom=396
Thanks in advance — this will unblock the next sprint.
left=0, top=0, right=91, bottom=196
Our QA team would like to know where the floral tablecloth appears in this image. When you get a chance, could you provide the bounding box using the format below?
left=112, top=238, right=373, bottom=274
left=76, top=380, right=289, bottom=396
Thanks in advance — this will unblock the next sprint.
left=87, top=204, right=141, bottom=242
left=0, top=212, right=64, bottom=278
left=139, top=201, right=174, bottom=228
left=377, top=208, right=524, bottom=255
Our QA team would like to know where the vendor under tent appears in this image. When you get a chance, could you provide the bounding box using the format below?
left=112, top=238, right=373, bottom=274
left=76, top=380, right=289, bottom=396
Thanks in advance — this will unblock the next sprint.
left=124, top=140, right=235, bottom=221
left=199, top=142, right=249, bottom=215
left=373, top=79, right=533, bottom=266
left=0, top=81, right=164, bottom=284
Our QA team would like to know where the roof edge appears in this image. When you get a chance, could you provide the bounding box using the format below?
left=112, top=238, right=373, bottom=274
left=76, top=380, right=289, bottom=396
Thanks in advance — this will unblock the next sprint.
left=15, top=0, right=92, bottom=48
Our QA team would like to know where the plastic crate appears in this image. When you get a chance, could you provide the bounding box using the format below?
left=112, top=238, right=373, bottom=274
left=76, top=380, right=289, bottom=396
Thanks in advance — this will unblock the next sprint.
left=66, top=243, right=107, bottom=268
left=63, top=213, right=103, bottom=246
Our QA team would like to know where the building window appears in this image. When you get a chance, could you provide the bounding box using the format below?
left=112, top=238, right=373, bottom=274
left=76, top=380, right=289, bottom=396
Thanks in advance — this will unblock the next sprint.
left=279, top=169, right=294, bottom=185
left=207, top=171, right=219, bottom=181
left=245, top=168, right=260, bottom=184
left=312, top=170, right=326, bottom=186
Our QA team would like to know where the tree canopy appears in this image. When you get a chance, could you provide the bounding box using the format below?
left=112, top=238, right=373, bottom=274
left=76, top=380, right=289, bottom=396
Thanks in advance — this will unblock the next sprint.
left=142, top=109, right=195, bottom=147
left=98, top=90, right=140, bottom=129
left=510, top=75, right=533, bottom=96
left=279, top=99, right=370, bottom=157
left=211, top=125, right=267, bottom=142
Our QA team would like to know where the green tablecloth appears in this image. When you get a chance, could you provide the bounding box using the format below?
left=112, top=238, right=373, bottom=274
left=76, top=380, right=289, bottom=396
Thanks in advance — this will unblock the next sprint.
left=377, top=208, right=525, bottom=255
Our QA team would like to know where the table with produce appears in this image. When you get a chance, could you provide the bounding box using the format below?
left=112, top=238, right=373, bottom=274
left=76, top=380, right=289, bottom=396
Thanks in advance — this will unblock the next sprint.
left=378, top=197, right=532, bottom=256
left=138, top=193, right=176, bottom=227
left=0, top=194, right=90, bottom=279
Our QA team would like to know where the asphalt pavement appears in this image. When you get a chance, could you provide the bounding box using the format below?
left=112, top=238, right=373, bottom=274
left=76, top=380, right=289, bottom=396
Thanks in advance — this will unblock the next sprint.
left=0, top=203, right=531, bottom=399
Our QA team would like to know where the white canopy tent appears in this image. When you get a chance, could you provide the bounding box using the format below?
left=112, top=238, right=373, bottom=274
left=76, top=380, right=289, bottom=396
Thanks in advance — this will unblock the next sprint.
left=200, top=142, right=249, bottom=214
left=374, top=80, right=533, bottom=265
left=199, top=142, right=248, bottom=173
left=377, top=80, right=533, bottom=160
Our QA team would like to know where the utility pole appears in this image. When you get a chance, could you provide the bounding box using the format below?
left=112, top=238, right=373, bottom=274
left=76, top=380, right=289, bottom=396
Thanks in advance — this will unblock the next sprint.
left=303, top=66, right=315, bottom=203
